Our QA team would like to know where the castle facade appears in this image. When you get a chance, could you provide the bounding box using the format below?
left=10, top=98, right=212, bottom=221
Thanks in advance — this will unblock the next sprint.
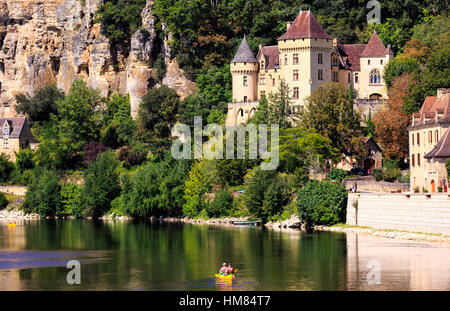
left=226, top=10, right=393, bottom=126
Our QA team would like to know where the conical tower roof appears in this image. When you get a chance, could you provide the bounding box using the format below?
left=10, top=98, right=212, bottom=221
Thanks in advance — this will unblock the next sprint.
left=278, top=10, right=333, bottom=40
left=361, top=31, right=387, bottom=57
left=231, top=35, right=257, bottom=63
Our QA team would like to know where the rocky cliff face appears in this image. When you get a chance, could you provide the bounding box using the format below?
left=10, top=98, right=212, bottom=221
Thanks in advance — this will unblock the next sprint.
left=0, top=0, right=195, bottom=118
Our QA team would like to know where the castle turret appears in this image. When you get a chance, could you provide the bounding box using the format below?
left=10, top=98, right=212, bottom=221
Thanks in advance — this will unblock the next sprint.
left=231, top=35, right=258, bottom=103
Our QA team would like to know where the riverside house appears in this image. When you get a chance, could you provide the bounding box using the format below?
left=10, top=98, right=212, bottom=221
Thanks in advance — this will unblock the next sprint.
left=0, top=117, right=35, bottom=162
left=409, top=88, right=450, bottom=192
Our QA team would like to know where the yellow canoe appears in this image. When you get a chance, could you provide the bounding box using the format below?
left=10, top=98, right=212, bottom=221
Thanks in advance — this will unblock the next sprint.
left=7, top=223, right=17, bottom=227
left=214, top=273, right=235, bottom=280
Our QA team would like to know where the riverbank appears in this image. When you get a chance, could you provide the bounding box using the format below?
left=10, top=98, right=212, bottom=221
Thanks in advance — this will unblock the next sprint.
left=315, top=224, right=450, bottom=244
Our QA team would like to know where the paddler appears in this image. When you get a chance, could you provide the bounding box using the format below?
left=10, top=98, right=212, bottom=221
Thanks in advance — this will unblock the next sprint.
left=219, top=263, right=228, bottom=276
left=227, top=263, right=234, bottom=275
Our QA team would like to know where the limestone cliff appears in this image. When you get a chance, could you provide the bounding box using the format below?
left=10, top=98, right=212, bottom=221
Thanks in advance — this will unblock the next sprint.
left=0, top=0, right=195, bottom=119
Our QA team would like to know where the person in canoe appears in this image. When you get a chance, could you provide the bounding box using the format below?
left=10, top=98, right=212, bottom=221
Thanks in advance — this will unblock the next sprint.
left=227, top=263, right=234, bottom=275
left=219, top=263, right=228, bottom=276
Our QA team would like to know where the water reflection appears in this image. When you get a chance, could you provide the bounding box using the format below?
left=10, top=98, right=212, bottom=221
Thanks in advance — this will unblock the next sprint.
left=0, top=220, right=449, bottom=290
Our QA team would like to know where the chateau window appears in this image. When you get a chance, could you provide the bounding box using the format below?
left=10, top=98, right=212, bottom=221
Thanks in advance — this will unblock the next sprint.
left=428, top=131, right=432, bottom=144
left=318, top=53, right=323, bottom=64
left=332, top=58, right=338, bottom=67
left=293, top=70, right=299, bottom=81
left=285, top=54, right=288, bottom=65
left=243, top=76, right=248, bottom=86
left=368, top=60, right=371, bottom=65
left=261, top=61, right=265, bottom=70
left=318, top=69, right=323, bottom=80
left=411, top=134, right=414, bottom=145
left=3, top=127, right=8, bottom=135
left=260, top=91, right=266, bottom=97
left=272, top=78, right=276, bottom=86
left=435, top=130, right=439, bottom=143
left=332, top=72, right=338, bottom=82
left=293, top=54, right=298, bottom=65
left=417, top=153, right=420, bottom=166
left=3, top=138, right=8, bottom=149
left=348, top=73, right=351, bottom=83
left=380, top=59, right=383, bottom=64
left=417, top=133, right=420, bottom=145
left=293, top=87, right=299, bottom=99
left=412, top=154, right=415, bottom=166
left=243, top=96, right=248, bottom=102
left=260, top=74, right=266, bottom=85
left=354, top=73, right=359, bottom=83
left=369, top=69, right=381, bottom=84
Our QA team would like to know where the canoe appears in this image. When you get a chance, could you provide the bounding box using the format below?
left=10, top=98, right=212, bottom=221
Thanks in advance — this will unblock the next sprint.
left=233, top=221, right=259, bottom=226
left=7, top=223, right=17, bottom=227
left=214, top=273, right=235, bottom=280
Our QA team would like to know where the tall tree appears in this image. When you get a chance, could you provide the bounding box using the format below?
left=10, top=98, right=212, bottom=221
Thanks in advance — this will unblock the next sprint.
left=301, top=82, right=365, bottom=161
left=373, top=73, right=411, bottom=160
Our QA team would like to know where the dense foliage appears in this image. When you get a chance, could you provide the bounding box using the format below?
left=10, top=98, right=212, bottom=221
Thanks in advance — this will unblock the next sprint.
left=297, top=181, right=348, bottom=227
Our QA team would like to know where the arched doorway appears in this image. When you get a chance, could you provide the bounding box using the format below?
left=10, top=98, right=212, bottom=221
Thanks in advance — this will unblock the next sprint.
left=248, top=108, right=256, bottom=121
left=369, top=93, right=382, bottom=99
left=237, top=109, right=245, bottom=124
left=431, top=180, right=436, bottom=193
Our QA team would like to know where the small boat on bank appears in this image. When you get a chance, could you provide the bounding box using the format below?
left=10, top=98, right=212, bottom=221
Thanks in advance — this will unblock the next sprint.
left=7, top=222, right=17, bottom=227
left=233, top=221, right=260, bottom=226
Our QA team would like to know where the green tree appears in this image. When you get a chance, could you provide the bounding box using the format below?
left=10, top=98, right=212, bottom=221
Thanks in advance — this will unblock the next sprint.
left=268, top=80, right=294, bottom=128
left=15, top=83, right=64, bottom=122
left=23, top=168, right=62, bottom=217
left=383, top=57, right=419, bottom=90
left=15, top=148, right=35, bottom=172
left=139, top=85, right=180, bottom=139
left=57, top=80, right=102, bottom=164
left=262, top=174, right=290, bottom=219
left=82, top=150, right=121, bottom=218
left=206, top=188, right=233, bottom=218
left=101, top=94, right=137, bottom=148
left=297, top=180, right=347, bottom=227
left=0, top=154, right=14, bottom=183
left=94, top=0, right=147, bottom=57
left=0, top=192, right=8, bottom=210
left=301, top=82, right=365, bottom=160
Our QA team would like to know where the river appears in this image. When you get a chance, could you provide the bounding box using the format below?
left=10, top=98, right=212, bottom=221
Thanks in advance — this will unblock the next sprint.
left=0, top=220, right=449, bottom=290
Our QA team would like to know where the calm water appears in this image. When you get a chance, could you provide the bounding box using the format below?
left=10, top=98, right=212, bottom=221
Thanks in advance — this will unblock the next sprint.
left=0, top=220, right=450, bottom=290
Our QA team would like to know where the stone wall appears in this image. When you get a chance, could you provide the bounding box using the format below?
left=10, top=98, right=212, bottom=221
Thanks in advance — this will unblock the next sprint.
left=344, top=178, right=409, bottom=192
left=0, top=185, right=27, bottom=196
left=347, top=193, right=450, bottom=235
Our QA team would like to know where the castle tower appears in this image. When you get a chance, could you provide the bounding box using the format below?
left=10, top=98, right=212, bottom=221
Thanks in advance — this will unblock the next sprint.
left=230, top=35, right=258, bottom=103
left=277, top=10, right=334, bottom=109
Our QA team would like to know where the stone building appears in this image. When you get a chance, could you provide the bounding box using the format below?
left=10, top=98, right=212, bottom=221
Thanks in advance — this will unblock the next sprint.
left=336, top=136, right=383, bottom=174
left=226, top=10, right=393, bottom=126
left=408, top=88, right=450, bottom=192
left=0, top=117, right=35, bottom=162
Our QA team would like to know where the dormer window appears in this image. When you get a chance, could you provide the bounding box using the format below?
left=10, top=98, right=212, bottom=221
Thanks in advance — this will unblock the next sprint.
left=3, top=126, right=9, bottom=135
left=261, top=61, right=265, bottom=70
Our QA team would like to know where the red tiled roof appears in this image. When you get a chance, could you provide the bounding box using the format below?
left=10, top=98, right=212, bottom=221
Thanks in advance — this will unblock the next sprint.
left=278, top=11, right=333, bottom=41
left=424, top=128, right=450, bottom=158
left=361, top=32, right=387, bottom=57
left=410, top=91, right=450, bottom=128
left=338, top=44, right=366, bottom=71
left=384, top=44, right=394, bottom=55
left=257, top=45, right=280, bottom=70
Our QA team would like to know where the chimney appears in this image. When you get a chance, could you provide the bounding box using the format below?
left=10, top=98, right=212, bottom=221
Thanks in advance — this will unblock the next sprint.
left=437, top=88, right=448, bottom=99
left=286, top=21, right=292, bottom=30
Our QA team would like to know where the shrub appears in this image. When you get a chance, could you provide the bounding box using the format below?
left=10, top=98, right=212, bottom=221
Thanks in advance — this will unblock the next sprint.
left=0, top=192, right=8, bottom=210
left=438, top=186, right=443, bottom=193
left=0, top=154, right=14, bottom=183
left=372, top=168, right=383, bottom=181
left=330, top=169, right=347, bottom=182
left=15, top=148, right=35, bottom=172
left=118, top=143, right=148, bottom=168
left=9, top=168, right=34, bottom=186
left=414, top=186, right=420, bottom=193
left=422, top=187, right=428, bottom=193
left=297, top=180, right=348, bottom=227
left=22, top=168, right=62, bottom=217
left=60, top=184, right=84, bottom=218
left=206, top=188, right=233, bottom=218
left=383, top=167, right=401, bottom=182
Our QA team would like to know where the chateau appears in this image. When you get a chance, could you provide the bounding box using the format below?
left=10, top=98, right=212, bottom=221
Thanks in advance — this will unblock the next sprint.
left=226, top=10, right=393, bottom=126
left=409, top=88, right=450, bottom=193
left=0, top=117, right=35, bottom=162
